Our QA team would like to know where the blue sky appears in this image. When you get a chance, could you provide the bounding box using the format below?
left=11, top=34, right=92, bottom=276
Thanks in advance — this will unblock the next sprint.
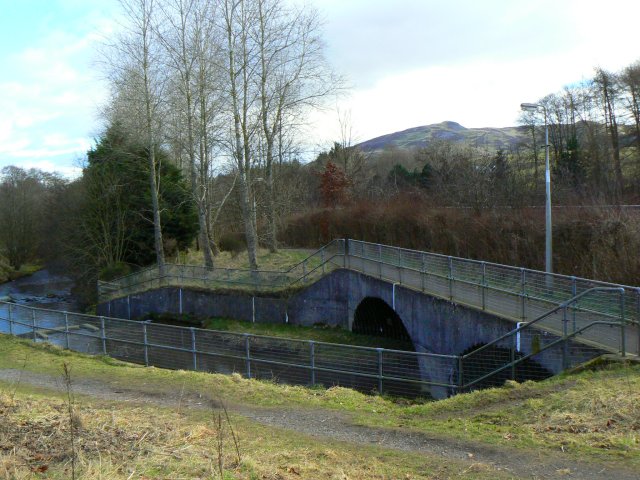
left=1, top=0, right=640, bottom=176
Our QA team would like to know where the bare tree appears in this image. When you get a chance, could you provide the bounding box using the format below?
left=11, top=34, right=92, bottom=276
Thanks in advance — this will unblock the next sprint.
left=157, top=0, right=219, bottom=267
left=255, top=0, right=338, bottom=252
left=0, top=167, right=48, bottom=269
left=594, top=67, right=623, bottom=198
left=621, top=62, right=640, bottom=156
left=220, top=0, right=261, bottom=270
left=107, top=0, right=167, bottom=268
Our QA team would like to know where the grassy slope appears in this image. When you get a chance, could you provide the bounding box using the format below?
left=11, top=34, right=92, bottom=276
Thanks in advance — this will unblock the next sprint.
left=0, top=335, right=638, bottom=474
left=0, top=337, right=505, bottom=480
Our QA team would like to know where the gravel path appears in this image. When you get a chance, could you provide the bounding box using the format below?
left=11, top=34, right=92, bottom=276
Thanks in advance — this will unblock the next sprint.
left=0, top=368, right=635, bottom=480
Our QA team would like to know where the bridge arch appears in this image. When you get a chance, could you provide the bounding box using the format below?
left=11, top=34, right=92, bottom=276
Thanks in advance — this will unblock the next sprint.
left=352, top=297, right=412, bottom=342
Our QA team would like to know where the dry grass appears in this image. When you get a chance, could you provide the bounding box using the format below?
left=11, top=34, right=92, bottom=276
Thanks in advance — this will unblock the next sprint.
left=174, top=248, right=316, bottom=272
left=0, top=389, right=505, bottom=480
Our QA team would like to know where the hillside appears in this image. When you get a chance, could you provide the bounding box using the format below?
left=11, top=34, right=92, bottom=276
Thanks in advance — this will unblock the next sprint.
left=357, top=121, right=527, bottom=153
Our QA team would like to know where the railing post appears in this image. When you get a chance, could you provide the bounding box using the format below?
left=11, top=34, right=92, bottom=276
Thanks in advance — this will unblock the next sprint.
left=321, top=248, right=325, bottom=274
left=458, top=356, right=464, bottom=392
left=510, top=342, right=516, bottom=380
left=309, top=341, right=316, bottom=386
left=481, top=262, right=487, bottom=311
left=571, top=277, right=577, bottom=333
left=244, top=334, right=251, bottom=378
left=520, top=268, right=526, bottom=321
left=64, top=312, right=70, bottom=349
left=143, top=323, right=149, bottom=366
left=127, top=295, right=131, bottom=320
left=448, top=256, right=453, bottom=301
left=100, top=316, right=107, bottom=354
left=344, top=238, right=349, bottom=269
left=397, top=248, right=402, bottom=284
left=620, top=290, right=626, bottom=357
left=8, top=303, right=13, bottom=336
left=377, top=348, right=383, bottom=394
left=378, top=244, right=383, bottom=279
left=32, top=310, right=36, bottom=342
left=252, top=297, right=256, bottom=323
left=421, top=253, right=426, bottom=292
left=191, top=327, right=197, bottom=370
left=636, top=289, right=640, bottom=356
left=562, top=306, right=569, bottom=369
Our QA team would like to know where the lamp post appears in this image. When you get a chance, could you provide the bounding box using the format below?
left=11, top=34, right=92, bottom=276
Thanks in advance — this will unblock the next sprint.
left=521, top=102, right=552, bottom=274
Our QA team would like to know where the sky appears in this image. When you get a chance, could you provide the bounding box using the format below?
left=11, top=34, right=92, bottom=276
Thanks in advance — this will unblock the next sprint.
left=1, top=0, right=640, bottom=176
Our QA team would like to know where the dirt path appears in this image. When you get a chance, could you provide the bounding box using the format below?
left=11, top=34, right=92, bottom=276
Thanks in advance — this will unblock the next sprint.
left=0, top=368, right=633, bottom=480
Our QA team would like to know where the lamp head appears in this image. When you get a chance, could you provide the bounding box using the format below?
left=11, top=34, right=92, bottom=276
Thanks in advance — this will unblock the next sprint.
left=520, top=103, right=539, bottom=111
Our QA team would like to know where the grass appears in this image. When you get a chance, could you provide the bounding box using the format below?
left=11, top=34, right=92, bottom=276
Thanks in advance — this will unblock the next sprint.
left=1, top=389, right=507, bottom=479
left=0, top=340, right=507, bottom=479
left=0, top=262, right=41, bottom=284
left=201, top=317, right=414, bottom=350
left=0, top=335, right=638, bottom=475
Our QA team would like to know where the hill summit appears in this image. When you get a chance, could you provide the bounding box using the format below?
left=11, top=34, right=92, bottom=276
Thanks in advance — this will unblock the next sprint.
left=357, top=121, right=526, bottom=153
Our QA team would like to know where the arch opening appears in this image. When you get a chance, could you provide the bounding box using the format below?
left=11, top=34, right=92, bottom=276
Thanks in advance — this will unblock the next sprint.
left=352, top=297, right=411, bottom=342
left=458, top=343, right=552, bottom=390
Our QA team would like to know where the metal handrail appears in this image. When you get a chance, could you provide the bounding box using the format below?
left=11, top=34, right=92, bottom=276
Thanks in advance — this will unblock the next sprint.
left=461, top=287, right=625, bottom=360
left=460, top=320, right=623, bottom=390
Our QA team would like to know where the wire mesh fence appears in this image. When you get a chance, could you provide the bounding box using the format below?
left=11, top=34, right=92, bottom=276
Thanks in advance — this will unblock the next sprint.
left=0, top=294, right=626, bottom=399
left=0, top=301, right=460, bottom=398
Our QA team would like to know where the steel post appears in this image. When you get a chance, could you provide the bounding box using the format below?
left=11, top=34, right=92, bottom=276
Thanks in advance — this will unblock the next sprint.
left=100, top=316, right=107, bottom=354
left=448, top=257, right=453, bottom=301
left=562, top=306, right=569, bottom=369
left=377, top=348, right=383, bottom=394
left=143, top=323, right=149, bottom=366
left=8, top=303, right=13, bottom=336
left=191, top=327, right=197, bottom=370
left=520, top=269, right=526, bottom=320
left=620, top=291, right=626, bottom=357
left=32, top=310, right=36, bottom=342
left=310, top=341, right=316, bottom=386
left=245, top=334, right=251, bottom=378
left=64, top=312, right=70, bottom=349
left=481, top=262, right=487, bottom=310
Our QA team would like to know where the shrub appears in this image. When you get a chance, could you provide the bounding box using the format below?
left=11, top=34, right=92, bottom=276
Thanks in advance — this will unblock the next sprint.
left=98, top=262, right=131, bottom=281
left=218, top=233, right=247, bottom=258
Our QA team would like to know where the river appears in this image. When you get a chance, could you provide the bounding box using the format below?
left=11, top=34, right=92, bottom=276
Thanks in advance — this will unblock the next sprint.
left=0, top=269, right=78, bottom=312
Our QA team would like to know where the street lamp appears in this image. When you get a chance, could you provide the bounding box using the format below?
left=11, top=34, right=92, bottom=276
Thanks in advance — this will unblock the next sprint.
left=521, top=102, right=552, bottom=274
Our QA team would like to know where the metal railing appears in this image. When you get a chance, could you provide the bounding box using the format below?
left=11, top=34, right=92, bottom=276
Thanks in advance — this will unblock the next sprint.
left=0, top=297, right=626, bottom=398
left=98, top=240, right=346, bottom=300
left=346, top=239, right=640, bottom=356
left=0, top=300, right=460, bottom=398
left=459, top=288, right=628, bottom=390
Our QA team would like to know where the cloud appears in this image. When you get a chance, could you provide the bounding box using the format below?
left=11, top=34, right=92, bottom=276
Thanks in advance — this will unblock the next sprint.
left=0, top=20, right=108, bottom=173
